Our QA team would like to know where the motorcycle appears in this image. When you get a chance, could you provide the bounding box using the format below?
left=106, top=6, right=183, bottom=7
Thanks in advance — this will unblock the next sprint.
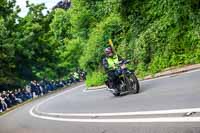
left=106, top=60, right=140, bottom=96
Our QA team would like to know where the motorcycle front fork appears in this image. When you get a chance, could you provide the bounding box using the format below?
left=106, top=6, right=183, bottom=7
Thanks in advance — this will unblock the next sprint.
left=119, top=78, right=126, bottom=91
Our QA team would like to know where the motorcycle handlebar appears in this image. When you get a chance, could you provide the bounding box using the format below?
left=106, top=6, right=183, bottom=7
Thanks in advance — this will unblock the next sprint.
left=119, top=60, right=130, bottom=65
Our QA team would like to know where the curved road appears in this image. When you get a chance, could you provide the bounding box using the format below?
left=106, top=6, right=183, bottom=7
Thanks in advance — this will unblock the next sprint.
left=0, top=70, right=200, bottom=133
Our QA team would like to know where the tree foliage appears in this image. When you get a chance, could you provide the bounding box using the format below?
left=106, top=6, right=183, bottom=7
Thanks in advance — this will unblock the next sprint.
left=1, top=0, right=200, bottom=88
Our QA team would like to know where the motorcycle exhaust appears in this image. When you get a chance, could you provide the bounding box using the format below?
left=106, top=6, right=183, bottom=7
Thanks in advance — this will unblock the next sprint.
left=106, top=88, right=117, bottom=93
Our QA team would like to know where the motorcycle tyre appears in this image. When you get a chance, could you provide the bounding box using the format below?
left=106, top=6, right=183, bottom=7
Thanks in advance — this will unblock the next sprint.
left=113, top=92, right=120, bottom=96
left=128, top=73, right=140, bottom=94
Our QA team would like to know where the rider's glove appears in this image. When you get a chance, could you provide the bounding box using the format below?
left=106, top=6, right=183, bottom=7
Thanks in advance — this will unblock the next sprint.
left=115, top=69, right=122, bottom=76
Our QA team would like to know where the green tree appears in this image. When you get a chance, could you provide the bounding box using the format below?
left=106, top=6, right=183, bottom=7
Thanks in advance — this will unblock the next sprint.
left=0, top=0, right=20, bottom=87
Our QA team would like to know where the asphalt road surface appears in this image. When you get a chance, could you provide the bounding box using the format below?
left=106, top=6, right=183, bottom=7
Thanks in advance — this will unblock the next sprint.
left=0, top=70, right=200, bottom=133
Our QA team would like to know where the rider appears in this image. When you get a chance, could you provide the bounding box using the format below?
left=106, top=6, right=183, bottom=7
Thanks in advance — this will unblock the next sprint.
left=102, top=46, right=123, bottom=92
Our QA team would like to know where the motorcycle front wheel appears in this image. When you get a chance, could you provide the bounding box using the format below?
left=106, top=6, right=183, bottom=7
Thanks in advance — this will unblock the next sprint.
left=113, top=91, right=120, bottom=96
left=112, top=84, right=120, bottom=96
left=127, top=73, right=140, bottom=94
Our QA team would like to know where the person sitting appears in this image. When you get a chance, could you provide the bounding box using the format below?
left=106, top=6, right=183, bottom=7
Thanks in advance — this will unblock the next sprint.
left=102, top=46, right=123, bottom=92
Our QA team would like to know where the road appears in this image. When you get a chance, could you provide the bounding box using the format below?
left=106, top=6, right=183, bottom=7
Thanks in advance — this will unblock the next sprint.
left=0, top=70, right=200, bottom=133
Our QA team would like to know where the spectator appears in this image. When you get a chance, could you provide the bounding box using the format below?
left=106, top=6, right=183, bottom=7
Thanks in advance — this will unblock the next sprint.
left=0, top=93, right=7, bottom=112
left=8, top=91, right=18, bottom=105
left=0, top=77, right=76, bottom=113
left=22, top=89, right=32, bottom=100
left=4, top=93, right=12, bottom=108
left=73, top=71, right=80, bottom=82
left=40, top=80, right=48, bottom=95
left=13, top=90, right=23, bottom=104
left=35, top=82, right=42, bottom=96
left=30, top=80, right=37, bottom=98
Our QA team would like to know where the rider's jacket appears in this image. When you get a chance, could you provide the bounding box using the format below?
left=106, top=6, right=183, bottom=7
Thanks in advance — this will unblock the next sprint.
left=102, top=55, right=120, bottom=71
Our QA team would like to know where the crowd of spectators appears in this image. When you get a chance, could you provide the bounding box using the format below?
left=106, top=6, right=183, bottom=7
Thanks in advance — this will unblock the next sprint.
left=0, top=89, right=32, bottom=112
left=0, top=70, right=86, bottom=113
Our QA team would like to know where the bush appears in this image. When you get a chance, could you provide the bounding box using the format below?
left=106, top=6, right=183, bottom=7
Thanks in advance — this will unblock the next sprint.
left=85, top=69, right=107, bottom=87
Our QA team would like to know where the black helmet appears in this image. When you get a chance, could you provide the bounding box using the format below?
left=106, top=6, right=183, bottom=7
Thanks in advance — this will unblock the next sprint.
left=104, top=47, right=113, bottom=57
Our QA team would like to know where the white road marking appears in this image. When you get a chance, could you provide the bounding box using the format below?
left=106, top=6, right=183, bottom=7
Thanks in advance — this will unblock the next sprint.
left=140, top=69, right=200, bottom=82
left=83, top=69, right=200, bottom=92
left=35, top=108, right=200, bottom=117
left=83, top=88, right=106, bottom=93
left=29, top=84, right=200, bottom=123
left=34, top=84, right=86, bottom=112
left=30, top=107, right=200, bottom=123
left=29, top=70, right=200, bottom=123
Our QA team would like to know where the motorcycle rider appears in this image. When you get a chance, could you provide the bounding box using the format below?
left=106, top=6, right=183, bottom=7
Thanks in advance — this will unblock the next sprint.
left=102, top=46, right=123, bottom=92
